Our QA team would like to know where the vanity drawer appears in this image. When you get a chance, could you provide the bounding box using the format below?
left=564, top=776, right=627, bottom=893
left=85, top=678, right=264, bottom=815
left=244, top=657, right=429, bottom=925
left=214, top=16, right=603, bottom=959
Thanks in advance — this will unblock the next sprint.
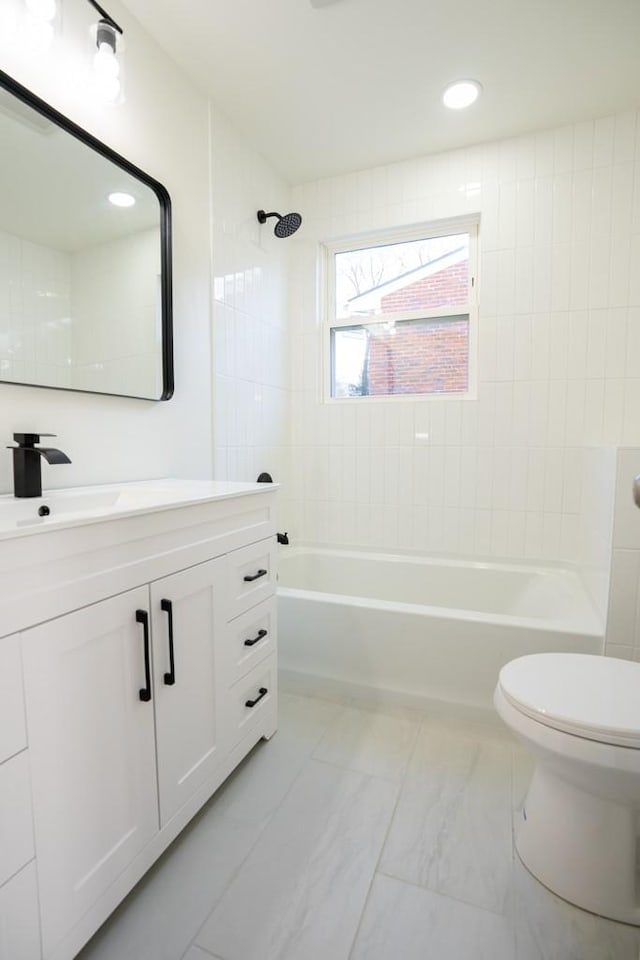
left=227, top=539, right=276, bottom=620
left=0, top=861, right=41, bottom=960
left=0, top=633, right=27, bottom=764
left=0, top=751, right=35, bottom=888
left=226, top=598, right=276, bottom=685
left=227, top=658, right=277, bottom=749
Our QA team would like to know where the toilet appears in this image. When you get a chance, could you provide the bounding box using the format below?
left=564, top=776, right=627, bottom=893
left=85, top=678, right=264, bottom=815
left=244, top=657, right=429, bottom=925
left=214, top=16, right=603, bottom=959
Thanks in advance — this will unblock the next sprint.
left=495, top=652, right=640, bottom=925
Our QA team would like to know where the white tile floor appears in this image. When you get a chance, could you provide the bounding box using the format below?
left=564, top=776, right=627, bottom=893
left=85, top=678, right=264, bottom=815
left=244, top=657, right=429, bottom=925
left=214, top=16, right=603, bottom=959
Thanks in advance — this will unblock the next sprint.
left=78, top=691, right=640, bottom=960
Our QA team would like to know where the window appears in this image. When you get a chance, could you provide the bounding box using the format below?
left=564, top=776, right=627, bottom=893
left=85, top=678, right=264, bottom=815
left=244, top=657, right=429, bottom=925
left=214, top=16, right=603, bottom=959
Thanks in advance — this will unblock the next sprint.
left=323, top=219, right=478, bottom=400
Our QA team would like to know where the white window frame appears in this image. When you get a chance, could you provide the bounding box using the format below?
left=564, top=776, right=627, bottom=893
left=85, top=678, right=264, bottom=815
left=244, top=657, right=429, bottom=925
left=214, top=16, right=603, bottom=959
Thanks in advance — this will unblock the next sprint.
left=321, top=216, right=479, bottom=403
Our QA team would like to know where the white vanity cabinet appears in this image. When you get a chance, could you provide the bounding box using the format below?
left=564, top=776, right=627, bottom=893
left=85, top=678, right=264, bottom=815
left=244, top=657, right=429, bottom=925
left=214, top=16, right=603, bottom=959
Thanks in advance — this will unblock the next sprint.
left=0, top=631, right=39, bottom=960
left=0, top=864, right=40, bottom=960
left=21, top=587, right=160, bottom=957
left=23, top=559, right=230, bottom=955
left=150, top=557, right=227, bottom=826
left=0, top=481, right=278, bottom=960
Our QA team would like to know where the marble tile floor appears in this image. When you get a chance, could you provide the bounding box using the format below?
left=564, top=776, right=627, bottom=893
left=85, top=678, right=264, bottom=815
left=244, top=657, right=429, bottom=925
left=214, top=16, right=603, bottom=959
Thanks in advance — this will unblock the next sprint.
left=78, top=690, right=640, bottom=960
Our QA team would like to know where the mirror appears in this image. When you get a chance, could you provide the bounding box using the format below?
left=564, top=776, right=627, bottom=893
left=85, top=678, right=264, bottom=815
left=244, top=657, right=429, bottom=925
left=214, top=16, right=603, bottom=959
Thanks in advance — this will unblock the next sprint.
left=0, top=70, right=173, bottom=401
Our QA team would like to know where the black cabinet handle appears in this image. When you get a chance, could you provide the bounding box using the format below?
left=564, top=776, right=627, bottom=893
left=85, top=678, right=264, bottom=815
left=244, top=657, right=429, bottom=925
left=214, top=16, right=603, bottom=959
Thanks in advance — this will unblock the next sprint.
left=136, top=610, right=152, bottom=703
left=243, top=568, right=268, bottom=583
left=244, top=628, right=268, bottom=648
left=245, top=687, right=268, bottom=708
left=161, top=599, right=176, bottom=686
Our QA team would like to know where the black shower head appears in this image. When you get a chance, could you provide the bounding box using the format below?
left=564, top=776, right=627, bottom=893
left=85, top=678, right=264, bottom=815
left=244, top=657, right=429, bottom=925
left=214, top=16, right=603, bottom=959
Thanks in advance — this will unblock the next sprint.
left=257, top=209, right=302, bottom=238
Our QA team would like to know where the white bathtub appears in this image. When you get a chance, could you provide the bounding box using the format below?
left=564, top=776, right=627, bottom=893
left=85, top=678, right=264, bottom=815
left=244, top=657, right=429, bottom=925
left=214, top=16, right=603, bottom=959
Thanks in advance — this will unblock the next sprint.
left=277, top=546, right=604, bottom=709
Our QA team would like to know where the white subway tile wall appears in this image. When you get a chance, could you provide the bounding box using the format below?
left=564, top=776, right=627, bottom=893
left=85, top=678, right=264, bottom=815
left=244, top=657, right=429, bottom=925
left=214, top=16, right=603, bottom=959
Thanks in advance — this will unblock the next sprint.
left=209, top=106, right=292, bottom=502
left=287, top=114, right=640, bottom=611
left=70, top=230, right=161, bottom=397
left=0, top=227, right=165, bottom=398
left=0, top=229, right=72, bottom=388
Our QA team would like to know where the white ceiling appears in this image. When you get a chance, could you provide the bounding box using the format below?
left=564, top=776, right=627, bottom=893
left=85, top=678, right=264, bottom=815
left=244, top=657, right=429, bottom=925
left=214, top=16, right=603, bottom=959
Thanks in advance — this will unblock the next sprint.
left=121, top=0, right=640, bottom=185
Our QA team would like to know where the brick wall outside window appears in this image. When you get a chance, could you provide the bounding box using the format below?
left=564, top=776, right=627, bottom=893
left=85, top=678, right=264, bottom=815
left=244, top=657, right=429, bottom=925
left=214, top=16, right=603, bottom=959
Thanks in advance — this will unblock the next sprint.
left=365, top=259, right=469, bottom=396
left=379, top=260, right=468, bottom=313
left=367, top=319, right=468, bottom=395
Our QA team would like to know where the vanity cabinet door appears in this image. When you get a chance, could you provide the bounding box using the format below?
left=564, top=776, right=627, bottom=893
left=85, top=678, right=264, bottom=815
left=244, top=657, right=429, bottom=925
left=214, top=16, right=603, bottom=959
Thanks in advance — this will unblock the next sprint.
left=21, top=588, right=159, bottom=958
left=151, top=557, right=227, bottom=826
left=0, top=863, right=41, bottom=960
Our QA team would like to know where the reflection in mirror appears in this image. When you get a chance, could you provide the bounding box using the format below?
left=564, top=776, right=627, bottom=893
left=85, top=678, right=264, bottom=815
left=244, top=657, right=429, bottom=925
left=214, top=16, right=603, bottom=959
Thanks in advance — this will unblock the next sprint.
left=0, top=71, right=173, bottom=400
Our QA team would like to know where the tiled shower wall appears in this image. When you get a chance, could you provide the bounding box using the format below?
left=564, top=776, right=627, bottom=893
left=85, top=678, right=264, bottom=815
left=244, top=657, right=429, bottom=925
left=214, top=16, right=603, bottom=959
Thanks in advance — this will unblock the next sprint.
left=288, top=112, right=640, bottom=599
left=0, top=229, right=72, bottom=388
left=0, top=227, right=164, bottom=397
left=209, top=105, right=292, bottom=505
left=71, top=230, right=161, bottom=396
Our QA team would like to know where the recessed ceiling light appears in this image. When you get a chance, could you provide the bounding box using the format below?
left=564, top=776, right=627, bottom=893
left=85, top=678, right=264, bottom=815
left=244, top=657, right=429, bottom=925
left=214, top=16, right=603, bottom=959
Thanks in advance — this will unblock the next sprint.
left=108, top=192, right=135, bottom=207
left=443, top=80, right=482, bottom=110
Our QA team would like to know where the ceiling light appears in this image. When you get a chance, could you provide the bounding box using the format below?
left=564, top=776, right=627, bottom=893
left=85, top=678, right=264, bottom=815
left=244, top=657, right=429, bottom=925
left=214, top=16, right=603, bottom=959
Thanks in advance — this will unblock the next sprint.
left=108, top=192, right=135, bottom=207
left=443, top=80, right=482, bottom=110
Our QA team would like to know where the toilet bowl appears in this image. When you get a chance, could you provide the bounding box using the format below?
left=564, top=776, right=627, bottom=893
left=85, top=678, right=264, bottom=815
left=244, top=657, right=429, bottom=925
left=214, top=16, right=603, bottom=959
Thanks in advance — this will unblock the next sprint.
left=494, top=652, right=640, bottom=925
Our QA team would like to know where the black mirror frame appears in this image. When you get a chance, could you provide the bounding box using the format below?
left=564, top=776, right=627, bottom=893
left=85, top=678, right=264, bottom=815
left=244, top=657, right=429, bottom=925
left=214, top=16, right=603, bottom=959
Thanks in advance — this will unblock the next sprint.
left=0, top=68, right=174, bottom=401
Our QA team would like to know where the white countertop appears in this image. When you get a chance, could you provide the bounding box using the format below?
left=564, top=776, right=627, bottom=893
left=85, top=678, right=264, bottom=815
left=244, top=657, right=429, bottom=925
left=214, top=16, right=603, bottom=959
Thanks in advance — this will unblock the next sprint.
left=0, top=478, right=279, bottom=540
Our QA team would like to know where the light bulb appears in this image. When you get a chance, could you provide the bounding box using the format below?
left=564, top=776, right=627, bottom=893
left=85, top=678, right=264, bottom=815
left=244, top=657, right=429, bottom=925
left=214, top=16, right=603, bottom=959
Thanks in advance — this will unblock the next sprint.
left=95, top=74, right=121, bottom=102
left=94, top=42, right=120, bottom=79
left=25, top=0, right=56, bottom=21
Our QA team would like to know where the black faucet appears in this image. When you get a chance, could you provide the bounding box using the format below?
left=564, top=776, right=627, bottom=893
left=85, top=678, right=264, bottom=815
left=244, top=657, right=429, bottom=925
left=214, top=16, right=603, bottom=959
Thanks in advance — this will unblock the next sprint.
left=8, top=433, right=71, bottom=498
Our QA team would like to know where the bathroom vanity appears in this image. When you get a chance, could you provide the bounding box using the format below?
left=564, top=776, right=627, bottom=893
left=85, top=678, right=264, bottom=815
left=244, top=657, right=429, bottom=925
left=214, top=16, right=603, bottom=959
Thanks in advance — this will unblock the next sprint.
left=0, top=480, right=278, bottom=960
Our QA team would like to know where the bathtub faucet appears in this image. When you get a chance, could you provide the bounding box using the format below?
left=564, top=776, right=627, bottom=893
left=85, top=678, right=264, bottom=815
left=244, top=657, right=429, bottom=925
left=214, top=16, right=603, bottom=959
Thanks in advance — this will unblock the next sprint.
left=277, top=531, right=289, bottom=545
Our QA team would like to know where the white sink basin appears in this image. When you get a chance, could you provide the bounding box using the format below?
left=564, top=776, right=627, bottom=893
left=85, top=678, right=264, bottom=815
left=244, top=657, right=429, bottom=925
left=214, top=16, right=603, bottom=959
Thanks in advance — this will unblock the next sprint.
left=0, top=478, right=273, bottom=538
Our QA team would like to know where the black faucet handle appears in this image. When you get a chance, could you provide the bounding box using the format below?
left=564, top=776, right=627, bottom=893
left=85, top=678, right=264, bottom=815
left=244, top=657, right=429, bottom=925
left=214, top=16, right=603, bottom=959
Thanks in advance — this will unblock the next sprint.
left=12, top=433, right=56, bottom=447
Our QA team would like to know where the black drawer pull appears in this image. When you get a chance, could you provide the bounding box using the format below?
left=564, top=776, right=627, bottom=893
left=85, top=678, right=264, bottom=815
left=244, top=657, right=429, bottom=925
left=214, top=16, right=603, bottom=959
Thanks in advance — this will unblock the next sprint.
left=245, top=687, right=268, bottom=708
left=243, top=568, right=268, bottom=583
left=136, top=610, right=152, bottom=703
left=161, top=599, right=176, bottom=686
left=244, top=628, right=268, bottom=648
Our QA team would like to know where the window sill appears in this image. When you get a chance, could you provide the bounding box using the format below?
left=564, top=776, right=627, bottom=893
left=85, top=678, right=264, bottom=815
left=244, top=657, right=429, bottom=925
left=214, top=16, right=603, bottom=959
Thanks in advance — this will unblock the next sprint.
left=323, top=389, right=476, bottom=405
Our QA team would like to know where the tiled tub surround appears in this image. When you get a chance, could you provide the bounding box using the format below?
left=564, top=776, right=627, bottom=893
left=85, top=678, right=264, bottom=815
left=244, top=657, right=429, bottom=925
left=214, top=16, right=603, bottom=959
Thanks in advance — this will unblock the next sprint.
left=77, top=691, right=640, bottom=960
left=278, top=546, right=602, bottom=708
left=210, top=105, right=292, bottom=503
left=288, top=112, right=640, bottom=608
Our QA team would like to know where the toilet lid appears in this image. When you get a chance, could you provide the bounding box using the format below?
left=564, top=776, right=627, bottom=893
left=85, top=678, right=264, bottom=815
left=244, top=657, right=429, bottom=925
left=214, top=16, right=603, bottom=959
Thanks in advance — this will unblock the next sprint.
left=498, top=653, right=640, bottom=747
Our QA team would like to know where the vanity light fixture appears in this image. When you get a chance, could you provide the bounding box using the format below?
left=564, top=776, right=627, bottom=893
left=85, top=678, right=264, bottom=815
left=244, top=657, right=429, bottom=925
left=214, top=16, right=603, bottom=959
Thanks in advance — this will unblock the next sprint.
left=442, top=79, right=482, bottom=110
left=86, top=0, right=124, bottom=102
left=108, top=191, right=135, bottom=207
left=22, top=0, right=57, bottom=52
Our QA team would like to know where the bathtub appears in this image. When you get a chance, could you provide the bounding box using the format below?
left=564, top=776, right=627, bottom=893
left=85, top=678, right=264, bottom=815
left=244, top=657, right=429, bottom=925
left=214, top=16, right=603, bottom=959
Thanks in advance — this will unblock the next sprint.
left=277, top=546, right=604, bottom=709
